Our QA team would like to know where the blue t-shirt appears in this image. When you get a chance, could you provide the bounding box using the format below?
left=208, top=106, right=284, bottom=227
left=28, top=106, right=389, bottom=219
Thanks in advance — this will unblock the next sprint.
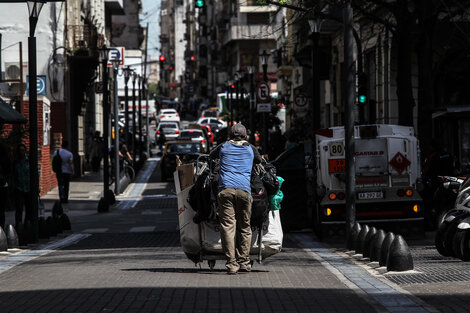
left=218, top=141, right=254, bottom=193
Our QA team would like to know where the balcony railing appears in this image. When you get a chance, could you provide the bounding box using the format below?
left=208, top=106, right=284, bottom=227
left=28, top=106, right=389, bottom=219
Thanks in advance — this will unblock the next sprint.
left=68, top=25, right=99, bottom=50
left=223, top=24, right=275, bottom=44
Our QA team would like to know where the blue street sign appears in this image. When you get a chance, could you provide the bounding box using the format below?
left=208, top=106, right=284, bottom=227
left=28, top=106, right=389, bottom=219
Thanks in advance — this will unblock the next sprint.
left=26, top=75, right=47, bottom=95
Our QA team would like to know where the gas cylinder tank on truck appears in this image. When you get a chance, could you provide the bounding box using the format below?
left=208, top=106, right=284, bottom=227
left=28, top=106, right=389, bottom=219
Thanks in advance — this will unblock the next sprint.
left=313, top=124, right=424, bottom=240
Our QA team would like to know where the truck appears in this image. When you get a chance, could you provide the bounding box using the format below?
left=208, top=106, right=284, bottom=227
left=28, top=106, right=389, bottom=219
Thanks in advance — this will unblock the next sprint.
left=313, top=124, right=424, bottom=240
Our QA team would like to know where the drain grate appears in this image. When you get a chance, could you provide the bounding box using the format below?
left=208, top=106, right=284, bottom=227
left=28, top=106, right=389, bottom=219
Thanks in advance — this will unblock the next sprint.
left=384, top=245, right=470, bottom=285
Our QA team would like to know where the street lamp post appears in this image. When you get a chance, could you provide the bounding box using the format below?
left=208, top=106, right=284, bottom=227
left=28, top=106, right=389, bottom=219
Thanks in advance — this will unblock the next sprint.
left=308, top=18, right=321, bottom=135
left=260, top=50, right=270, bottom=155
left=138, top=75, right=143, bottom=162
left=234, top=73, right=239, bottom=125
left=132, top=72, right=137, bottom=162
left=248, top=66, right=255, bottom=144
left=123, top=66, right=133, bottom=149
left=99, top=46, right=111, bottom=212
left=112, top=60, right=120, bottom=195
left=227, top=81, right=232, bottom=126
left=26, top=0, right=46, bottom=242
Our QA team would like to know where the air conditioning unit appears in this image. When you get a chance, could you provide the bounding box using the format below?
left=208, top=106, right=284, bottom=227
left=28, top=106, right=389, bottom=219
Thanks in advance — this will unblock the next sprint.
left=4, top=62, right=28, bottom=81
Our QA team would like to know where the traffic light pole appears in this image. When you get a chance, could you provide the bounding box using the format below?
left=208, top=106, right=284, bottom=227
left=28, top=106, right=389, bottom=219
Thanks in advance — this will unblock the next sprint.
left=344, top=3, right=356, bottom=248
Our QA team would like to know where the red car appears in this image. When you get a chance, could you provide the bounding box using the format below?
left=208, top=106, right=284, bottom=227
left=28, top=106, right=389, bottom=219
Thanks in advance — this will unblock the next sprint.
left=199, top=124, right=214, bottom=144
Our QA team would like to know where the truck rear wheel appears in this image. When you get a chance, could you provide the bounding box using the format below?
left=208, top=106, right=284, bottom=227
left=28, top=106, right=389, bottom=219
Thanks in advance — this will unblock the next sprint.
left=313, top=202, right=323, bottom=241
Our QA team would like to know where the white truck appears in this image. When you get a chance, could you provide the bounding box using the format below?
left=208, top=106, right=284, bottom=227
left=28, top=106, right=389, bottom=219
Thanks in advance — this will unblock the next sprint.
left=313, top=124, right=424, bottom=239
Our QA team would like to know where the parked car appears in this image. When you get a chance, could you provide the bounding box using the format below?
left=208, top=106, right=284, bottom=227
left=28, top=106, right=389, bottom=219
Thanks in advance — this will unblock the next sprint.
left=200, top=109, right=218, bottom=118
left=156, top=122, right=180, bottom=142
left=178, top=129, right=209, bottom=152
left=160, top=140, right=203, bottom=181
left=157, top=108, right=180, bottom=125
left=196, top=117, right=226, bottom=133
left=199, top=124, right=215, bottom=144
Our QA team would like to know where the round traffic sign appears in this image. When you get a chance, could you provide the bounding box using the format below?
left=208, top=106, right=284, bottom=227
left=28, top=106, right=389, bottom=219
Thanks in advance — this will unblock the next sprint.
left=257, top=81, right=270, bottom=102
left=294, top=93, right=308, bottom=107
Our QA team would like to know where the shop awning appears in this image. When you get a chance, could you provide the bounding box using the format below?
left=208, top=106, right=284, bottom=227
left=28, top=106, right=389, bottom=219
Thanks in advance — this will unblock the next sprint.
left=0, top=98, right=27, bottom=124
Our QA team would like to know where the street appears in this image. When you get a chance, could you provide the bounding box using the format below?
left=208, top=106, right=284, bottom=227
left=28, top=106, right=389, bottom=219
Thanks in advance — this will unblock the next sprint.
left=0, top=147, right=467, bottom=313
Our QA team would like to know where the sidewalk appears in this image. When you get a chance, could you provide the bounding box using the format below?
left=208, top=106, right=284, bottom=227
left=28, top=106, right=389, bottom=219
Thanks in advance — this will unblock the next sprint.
left=4, top=168, right=126, bottom=227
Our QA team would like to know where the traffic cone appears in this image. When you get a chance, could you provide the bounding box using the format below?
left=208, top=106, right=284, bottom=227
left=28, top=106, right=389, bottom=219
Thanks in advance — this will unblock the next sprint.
left=363, top=227, right=377, bottom=258
left=379, top=232, right=396, bottom=267
left=387, top=235, right=414, bottom=272
left=0, top=227, right=8, bottom=251
left=38, top=217, right=49, bottom=239
left=60, top=214, right=71, bottom=231
left=5, top=225, right=19, bottom=248
left=370, top=229, right=386, bottom=262
left=355, top=224, right=369, bottom=255
left=347, top=222, right=361, bottom=251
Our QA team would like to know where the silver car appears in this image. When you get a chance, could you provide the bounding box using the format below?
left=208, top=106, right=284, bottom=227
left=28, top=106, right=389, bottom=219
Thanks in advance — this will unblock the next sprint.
left=178, top=129, right=209, bottom=152
left=156, top=122, right=180, bottom=142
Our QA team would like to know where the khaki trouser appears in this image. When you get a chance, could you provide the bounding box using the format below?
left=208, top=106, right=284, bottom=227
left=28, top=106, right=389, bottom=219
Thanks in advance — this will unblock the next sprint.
left=218, top=188, right=253, bottom=271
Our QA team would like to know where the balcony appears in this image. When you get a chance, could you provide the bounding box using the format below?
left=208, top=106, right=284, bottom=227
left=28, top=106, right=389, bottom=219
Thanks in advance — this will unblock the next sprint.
left=105, top=0, right=125, bottom=15
left=239, top=0, right=277, bottom=12
left=223, top=24, right=275, bottom=45
left=68, top=25, right=100, bottom=50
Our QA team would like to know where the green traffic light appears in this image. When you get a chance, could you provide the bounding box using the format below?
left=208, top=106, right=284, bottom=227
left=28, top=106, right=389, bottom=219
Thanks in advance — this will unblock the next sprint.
left=358, top=95, right=367, bottom=104
left=196, top=0, right=204, bottom=7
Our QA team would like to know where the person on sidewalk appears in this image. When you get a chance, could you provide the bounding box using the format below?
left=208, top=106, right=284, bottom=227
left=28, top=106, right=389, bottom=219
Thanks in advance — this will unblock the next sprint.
left=54, top=140, right=74, bottom=203
left=209, top=123, right=262, bottom=275
left=13, top=144, right=32, bottom=226
left=90, top=131, right=103, bottom=172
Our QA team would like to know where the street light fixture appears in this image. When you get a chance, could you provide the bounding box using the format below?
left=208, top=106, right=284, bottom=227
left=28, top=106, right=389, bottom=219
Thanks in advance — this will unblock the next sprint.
left=259, top=50, right=270, bottom=155
left=112, top=59, right=120, bottom=195
left=308, top=18, right=321, bottom=135
left=132, top=71, right=137, bottom=162
left=122, top=66, right=133, bottom=149
left=98, top=45, right=111, bottom=212
left=248, top=66, right=255, bottom=144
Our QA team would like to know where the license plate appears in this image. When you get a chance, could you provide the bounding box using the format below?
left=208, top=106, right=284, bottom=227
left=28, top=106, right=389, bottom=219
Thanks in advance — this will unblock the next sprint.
left=357, top=191, right=383, bottom=200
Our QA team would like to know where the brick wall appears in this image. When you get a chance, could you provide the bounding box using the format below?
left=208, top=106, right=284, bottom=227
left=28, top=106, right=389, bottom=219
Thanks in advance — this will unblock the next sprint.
left=1, top=100, right=58, bottom=196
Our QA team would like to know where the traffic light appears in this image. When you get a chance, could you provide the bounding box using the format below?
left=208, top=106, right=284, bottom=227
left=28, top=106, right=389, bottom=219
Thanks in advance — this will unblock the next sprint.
left=195, top=0, right=204, bottom=8
left=190, top=55, right=195, bottom=61
left=357, top=72, right=368, bottom=104
left=159, top=55, right=165, bottom=69
left=169, top=65, right=174, bottom=71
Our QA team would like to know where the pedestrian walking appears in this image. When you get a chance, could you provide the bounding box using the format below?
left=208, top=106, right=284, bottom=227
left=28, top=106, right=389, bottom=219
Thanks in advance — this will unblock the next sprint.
left=209, top=123, right=262, bottom=275
left=90, top=131, right=103, bottom=172
left=54, top=140, right=74, bottom=203
left=157, top=130, right=166, bottom=152
left=13, top=144, right=32, bottom=226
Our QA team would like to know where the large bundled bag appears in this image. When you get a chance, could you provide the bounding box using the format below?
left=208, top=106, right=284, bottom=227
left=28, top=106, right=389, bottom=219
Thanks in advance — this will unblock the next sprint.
left=177, top=185, right=201, bottom=261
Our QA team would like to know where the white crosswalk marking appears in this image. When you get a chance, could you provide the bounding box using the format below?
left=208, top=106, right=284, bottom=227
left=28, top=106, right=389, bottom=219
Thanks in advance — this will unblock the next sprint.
left=82, top=228, right=109, bottom=233
left=129, top=226, right=156, bottom=233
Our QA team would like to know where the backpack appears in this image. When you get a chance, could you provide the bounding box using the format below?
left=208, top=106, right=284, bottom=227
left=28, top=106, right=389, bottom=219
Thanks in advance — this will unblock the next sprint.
left=52, top=150, right=62, bottom=173
left=250, top=171, right=269, bottom=228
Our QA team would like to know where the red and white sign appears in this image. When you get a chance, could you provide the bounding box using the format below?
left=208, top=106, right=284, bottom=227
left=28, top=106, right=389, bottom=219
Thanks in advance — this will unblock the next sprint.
left=257, top=81, right=270, bottom=103
left=294, top=93, right=308, bottom=107
left=389, top=152, right=411, bottom=173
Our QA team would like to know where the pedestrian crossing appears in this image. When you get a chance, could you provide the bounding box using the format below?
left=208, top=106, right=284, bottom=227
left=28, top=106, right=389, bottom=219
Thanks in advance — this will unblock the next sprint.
left=81, top=226, right=161, bottom=233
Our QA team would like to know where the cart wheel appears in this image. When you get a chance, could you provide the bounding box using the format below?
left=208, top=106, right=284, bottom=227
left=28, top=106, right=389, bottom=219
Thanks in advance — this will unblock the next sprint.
left=208, top=260, right=216, bottom=270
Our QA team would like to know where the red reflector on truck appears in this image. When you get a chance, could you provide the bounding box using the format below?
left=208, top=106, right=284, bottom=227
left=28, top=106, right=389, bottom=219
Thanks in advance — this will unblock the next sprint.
left=328, top=159, right=345, bottom=173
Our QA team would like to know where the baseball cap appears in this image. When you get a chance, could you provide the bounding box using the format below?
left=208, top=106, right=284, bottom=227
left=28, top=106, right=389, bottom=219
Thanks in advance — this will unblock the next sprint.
left=230, top=123, right=247, bottom=139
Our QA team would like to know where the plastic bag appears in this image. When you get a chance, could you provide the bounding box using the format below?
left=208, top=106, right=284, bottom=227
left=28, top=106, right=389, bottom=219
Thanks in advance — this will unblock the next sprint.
left=262, top=162, right=279, bottom=195
left=269, top=176, right=284, bottom=211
